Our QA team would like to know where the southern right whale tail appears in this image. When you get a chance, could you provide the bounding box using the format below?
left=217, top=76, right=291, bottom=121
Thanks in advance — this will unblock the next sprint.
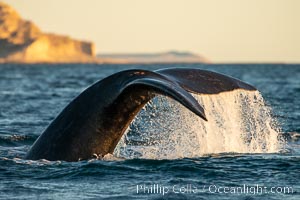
left=26, top=68, right=257, bottom=161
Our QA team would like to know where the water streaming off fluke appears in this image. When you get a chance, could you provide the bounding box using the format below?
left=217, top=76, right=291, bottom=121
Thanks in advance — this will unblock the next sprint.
left=114, top=89, right=284, bottom=159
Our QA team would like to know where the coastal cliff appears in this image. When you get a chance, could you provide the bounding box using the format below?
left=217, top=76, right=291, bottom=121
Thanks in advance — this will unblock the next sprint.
left=0, top=2, right=96, bottom=63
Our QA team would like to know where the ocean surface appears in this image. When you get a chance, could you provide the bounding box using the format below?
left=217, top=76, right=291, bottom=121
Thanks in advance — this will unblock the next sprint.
left=0, top=63, right=299, bottom=200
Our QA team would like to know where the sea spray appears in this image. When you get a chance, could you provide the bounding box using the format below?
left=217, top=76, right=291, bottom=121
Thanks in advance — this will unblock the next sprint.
left=114, top=90, right=284, bottom=159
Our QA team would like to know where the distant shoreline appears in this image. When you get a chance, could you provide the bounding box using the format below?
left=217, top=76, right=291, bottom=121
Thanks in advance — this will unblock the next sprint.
left=0, top=51, right=210, bottom=64
left=97, top=51, right=210, bottom=64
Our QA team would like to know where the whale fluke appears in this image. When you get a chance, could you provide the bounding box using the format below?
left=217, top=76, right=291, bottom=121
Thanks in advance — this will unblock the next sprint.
left=157, top=68, right=256, bottom=94
left=25, top=68, right=256, bottom=161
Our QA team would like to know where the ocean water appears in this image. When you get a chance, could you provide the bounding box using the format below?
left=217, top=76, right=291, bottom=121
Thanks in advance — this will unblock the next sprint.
left=0, top=63, right=299, bottom=200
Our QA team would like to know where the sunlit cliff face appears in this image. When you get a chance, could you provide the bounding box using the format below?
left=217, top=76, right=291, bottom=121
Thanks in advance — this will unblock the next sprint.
left=0, top=2, right=95, bottom=63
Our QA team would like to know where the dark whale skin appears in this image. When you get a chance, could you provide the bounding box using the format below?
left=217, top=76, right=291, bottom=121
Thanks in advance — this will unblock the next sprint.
left=25, top=68, right=256, bottom=161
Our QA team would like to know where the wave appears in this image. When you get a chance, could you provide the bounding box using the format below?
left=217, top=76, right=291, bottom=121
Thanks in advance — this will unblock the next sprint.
left=0, top=134, right=38, bottom=146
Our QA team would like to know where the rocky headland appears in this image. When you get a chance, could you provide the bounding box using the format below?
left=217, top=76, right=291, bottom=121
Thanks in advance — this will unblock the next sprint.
left=0, top=2, right=209, bottom=64
left=0, top=2, right=96, bottom=63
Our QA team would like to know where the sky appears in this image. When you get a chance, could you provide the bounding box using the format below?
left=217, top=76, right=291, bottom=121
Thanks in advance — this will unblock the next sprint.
left=3, top=0, right=300, bottom=63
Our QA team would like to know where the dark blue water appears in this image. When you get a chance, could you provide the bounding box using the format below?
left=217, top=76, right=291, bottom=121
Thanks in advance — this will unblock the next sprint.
left=0, top=63, right=299, bottom=199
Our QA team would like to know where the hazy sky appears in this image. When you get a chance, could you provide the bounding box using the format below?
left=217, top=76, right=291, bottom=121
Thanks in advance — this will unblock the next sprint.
left=3, top=0, right=300, bottom=63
